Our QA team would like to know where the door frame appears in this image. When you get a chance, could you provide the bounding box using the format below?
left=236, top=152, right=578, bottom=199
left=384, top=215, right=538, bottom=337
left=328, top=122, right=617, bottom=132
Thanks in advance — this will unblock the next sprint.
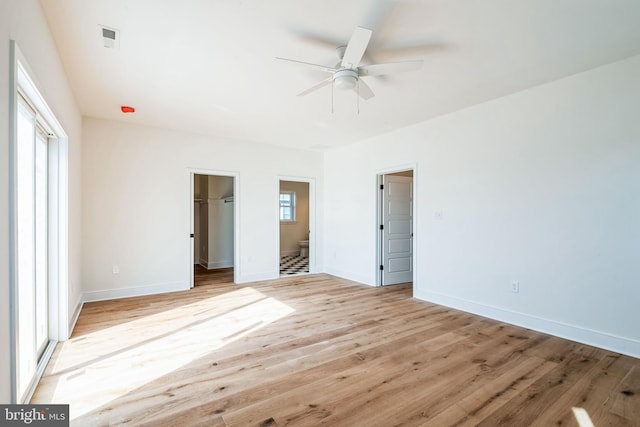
left=376, top=165, right=417, bottom=290
left=276, top=176, right=316, bottom=275
left=9, top=41, right=70, bottom=403
left=188, top=169, right=240, bottom=287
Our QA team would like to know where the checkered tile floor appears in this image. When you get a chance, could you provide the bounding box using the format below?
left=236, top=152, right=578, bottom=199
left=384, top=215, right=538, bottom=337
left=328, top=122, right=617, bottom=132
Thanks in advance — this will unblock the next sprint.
left=280, top=255, right=309, bottom=275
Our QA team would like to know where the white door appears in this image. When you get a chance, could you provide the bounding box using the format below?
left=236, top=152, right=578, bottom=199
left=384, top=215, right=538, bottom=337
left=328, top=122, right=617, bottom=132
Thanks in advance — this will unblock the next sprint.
left=381, top=174, right=413, bottom=285
left=16, top=96, right=50, bottom=400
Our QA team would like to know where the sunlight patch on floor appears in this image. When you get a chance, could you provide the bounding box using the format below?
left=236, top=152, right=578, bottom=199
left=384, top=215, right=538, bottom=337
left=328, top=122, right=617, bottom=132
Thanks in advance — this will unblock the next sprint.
left=572, top=407, right=595, bottom=427
left=39, top=287, right=294, bottom=420
left=48, top=287, right=267, bottom=374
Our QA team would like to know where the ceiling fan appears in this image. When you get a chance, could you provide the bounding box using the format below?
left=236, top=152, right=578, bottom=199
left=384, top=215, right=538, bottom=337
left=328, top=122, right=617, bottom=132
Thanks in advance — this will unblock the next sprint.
left=276, top=26, right=423, bottom=100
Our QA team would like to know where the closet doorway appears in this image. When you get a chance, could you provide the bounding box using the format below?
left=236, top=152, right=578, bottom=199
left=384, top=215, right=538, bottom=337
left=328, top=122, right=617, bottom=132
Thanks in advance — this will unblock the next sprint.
left=191, top=173, right=236, bottom=287
left=278, top=178, right=315, bottom=276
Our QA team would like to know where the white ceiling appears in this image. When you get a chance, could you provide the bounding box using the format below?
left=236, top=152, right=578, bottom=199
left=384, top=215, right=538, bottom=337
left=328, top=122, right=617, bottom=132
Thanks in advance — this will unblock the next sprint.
left=40, top=0, right=640, bottom=151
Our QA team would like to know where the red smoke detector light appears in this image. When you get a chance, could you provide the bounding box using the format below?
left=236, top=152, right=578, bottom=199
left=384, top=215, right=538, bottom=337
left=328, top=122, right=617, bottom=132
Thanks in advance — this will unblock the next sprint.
left=121, top=106, right=135, bottom=113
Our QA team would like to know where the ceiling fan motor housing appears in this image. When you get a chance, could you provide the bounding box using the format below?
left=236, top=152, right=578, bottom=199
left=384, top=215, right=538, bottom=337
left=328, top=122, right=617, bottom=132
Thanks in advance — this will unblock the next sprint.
left=333, top=68, right=358, bottom=90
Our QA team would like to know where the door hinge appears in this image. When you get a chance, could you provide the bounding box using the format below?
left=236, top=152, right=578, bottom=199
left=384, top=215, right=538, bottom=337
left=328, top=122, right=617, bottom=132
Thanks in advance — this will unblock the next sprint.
left=379, top=184, right=384, bottom=190
left=190, top=233, right=194, bottom=238
left=380, top=265, right=384, bottom=271
left=379, top=224, right=384, bottom=230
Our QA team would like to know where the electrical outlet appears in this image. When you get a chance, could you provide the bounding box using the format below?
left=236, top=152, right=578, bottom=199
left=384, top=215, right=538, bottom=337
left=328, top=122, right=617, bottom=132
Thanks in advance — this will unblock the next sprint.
left=113, top=265, right=119, bottom=274
left=511, top=281, right=519, bottom=293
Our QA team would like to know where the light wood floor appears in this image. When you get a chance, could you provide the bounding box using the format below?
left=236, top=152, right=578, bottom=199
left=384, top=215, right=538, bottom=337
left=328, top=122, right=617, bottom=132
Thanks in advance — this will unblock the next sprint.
left=33, top=272, right=639, bottom=426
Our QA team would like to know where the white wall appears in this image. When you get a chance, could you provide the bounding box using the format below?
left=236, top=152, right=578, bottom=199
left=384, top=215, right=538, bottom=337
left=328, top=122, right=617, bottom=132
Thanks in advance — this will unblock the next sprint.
left=0, top=0, right=82, bottom=402
left=204, top=200, right=234, bottom=268
left=82, top=118, right=324, bottom=298
left=325, top=55, right=640, bottom=357
left=208, top=175, right=233, bottom=199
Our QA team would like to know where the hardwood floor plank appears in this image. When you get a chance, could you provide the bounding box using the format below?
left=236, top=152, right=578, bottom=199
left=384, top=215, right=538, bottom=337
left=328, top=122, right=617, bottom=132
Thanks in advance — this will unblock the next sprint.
left=608, top=364, right=640, bottom=422
left=136, top=321, right=467, bottom=426
left=31, top=272, right=640, bottom=426
left=228, top=323, right=520, bottom=426
left=320, top=328, right=549, bottom=426
left=528, top=353, right=636, bottom=426
left=475, top=346, right=607, bottom=426
left=423, top=355, right=558, bottom=426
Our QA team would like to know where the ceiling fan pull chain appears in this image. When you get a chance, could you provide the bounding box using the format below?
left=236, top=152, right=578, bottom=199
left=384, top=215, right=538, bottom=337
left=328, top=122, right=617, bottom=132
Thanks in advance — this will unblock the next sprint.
left=331, top=79, right=335, bottom=114
left=357, top=79, right=360, bottom=115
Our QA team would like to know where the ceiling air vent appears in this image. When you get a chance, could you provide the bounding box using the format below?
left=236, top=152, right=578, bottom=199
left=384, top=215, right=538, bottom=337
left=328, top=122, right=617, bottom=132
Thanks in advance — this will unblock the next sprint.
left=100, top=25, right=120, bottom=49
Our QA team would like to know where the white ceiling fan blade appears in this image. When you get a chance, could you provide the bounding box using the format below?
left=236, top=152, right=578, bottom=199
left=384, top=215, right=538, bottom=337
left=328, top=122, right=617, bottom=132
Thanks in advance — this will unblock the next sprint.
left=286, top=27, right=344, bottom=50
left=276, top=57, right=337, bottom=74
left=359, top=60, right=423, bottom=76
left=354, top=78, right=375, bottom=100
left=341, top=27, right=372, bottom=68
left=298, top=77, right=333, bottom=96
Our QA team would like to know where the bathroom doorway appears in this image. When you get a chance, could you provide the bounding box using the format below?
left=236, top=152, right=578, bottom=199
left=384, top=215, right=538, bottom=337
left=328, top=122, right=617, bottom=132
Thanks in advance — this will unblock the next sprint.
left=190, top=172, right=237, bottom=287
left=278, top=178, right=314, bottom=276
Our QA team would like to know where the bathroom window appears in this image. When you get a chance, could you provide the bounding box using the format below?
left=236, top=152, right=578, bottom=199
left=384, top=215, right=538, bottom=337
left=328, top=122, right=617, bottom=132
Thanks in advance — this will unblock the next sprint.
left=280, top=191, right=296, bottom=222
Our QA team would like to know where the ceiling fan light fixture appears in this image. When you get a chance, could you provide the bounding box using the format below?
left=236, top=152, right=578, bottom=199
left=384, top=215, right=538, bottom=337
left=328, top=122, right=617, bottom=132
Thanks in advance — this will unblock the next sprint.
left=333, top=69, right=358, bottom=90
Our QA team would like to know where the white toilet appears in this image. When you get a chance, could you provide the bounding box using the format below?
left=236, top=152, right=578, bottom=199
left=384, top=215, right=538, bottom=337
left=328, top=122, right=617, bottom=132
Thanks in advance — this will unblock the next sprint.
left=298, top=240, right=309, bottom=257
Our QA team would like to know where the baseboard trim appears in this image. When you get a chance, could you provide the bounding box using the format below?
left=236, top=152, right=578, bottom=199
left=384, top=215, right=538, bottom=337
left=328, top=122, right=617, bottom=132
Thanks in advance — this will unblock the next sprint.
left=68, top=295, right=83, bottom=339
left=324, top=267, right=373, bottom=287
left=199, top=259, right=233, bottom=269
left=415, top=289, right=640, bottom=359
left=82, top=281, right=188, bottom=303
left=206, top=260, right=234, bottom=269
left=280, top=250, right=300, bottom=257
left=236, top=271, right=277, bottom=284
